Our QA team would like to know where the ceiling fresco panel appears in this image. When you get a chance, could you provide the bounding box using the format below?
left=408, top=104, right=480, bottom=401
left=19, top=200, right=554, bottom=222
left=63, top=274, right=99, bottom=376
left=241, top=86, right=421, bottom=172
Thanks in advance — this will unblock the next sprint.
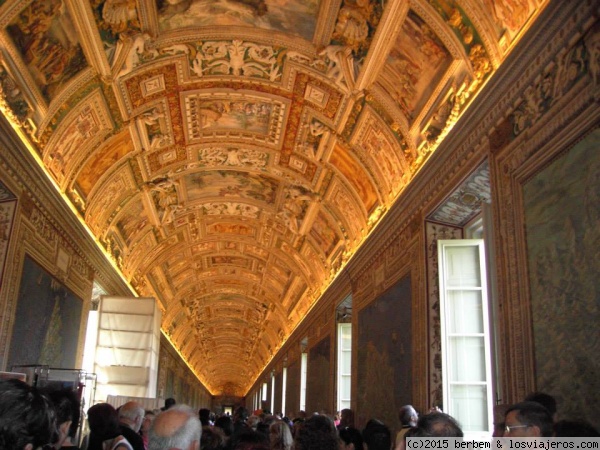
left=328, top=142, right=379, bottom=213
left=351, top=107, right=409, bottom=199
left=184, top=170, right=278, bottom=205
left=7, top=0, right=88, bottom=102
left=380, top=10, right=453, bottom=122
left=44, top=89, right=114, bottom=188
left=74, top=130, right=134, bottom=197
left=156, top=0, right=321, bottom=42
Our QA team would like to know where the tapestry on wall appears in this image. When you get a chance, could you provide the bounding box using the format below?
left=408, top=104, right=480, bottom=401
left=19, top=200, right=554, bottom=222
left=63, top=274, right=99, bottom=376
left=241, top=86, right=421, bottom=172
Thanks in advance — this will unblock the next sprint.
left=306, top=335, right=331, bottom=414
left=523, top=127, right=600, bottom=428
left=357, top=275, right=412, bottom=434
left=7, top=255, right=83, bottom=370
left=0, top=181, right=17, bottom=288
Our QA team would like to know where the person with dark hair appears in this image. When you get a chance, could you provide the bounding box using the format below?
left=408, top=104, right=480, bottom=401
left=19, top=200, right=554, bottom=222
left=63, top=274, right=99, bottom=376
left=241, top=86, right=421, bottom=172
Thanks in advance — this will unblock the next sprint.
left=504, top=401, right=553, bottom=438
left=201, top=425, right=227, bottom=450
left=523, top=392, right=557, bottom=420
left=161, top=398, right=176, bottom=412
left=0, top=378, right=56, bottom=450
left=554, top=420, right=600, bottom=437
left=339, top=427, right=364, bottom=450
left=215, top=415, right=234, bottom=438
left=86, top=402, right=132, bottom=450
left=362, top=419, right=391, bottom=450
left=294, top=415, right=338, bottom=450
left=414, top=412, right=463, bottom=438
left=233, top=407, right=250, bottom=436
left=230, top=428, right=270, bottom=450
left=199, top=409, right=213, bottom=427
left=337, top=409, right=355, bottom=431
left=39, top=385, right=81, bottom=449
left=394, top=406, right=418, bottom=450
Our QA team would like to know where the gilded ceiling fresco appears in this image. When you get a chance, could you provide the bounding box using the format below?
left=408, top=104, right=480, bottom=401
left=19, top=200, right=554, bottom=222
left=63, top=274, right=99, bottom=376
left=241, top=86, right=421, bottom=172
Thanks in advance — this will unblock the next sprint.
left=0, top=0, right=548, bottom=395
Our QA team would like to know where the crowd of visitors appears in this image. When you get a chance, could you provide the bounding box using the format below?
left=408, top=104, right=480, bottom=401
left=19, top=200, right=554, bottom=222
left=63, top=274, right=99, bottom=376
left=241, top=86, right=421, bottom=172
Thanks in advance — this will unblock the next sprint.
left=0, top=378, right=598, bottom=450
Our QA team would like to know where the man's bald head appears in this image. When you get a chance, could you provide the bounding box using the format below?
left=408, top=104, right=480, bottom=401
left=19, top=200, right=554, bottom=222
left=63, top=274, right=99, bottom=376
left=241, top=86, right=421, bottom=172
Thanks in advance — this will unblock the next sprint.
left=119, top=401, right=145, bottom=432
left=149, top=405, right=201, bottom=450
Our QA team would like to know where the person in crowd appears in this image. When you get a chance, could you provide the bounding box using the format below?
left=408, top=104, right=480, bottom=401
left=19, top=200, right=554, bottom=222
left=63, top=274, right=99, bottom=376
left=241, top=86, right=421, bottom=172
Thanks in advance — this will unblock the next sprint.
left=523, top=392, right=557, bottom=421
left=200, top=425, right=227, bottom=450
left=412, top=412, right=463, bottom=437
left=394, top=405, right=418, bottom=450
left=339, top=427, right=364, bottom=450
left=230, top=428, right=270, bottom=450
left=39, top=385, right=81, bottom=449
left=553, top=420, right=600, bottom=437
left=215, top=415, right=234, bottom=438
left=0, top=378, right=56, bottom=450
left=362, top=419, right=391, bottom=450
left=118, top=402, right=145, bottom=450
left=337, top=409, right=355, bottom=431
left=148, top=405, right=201, bottom=450
left=492, top=404, right=509, bottom=438
left=199, top=409, right=212, bottom=427
left=140, top=411, right=156, bottom=450
left=294, top=415, right=338, bottom=450
left=86, top=402, right=132, bottom=450
left=247, top=415, right=261, bottom=431
left=233, top=407, right=250, bottom=436
left=161, top=398, right=176, bottom=412
left=503, top=401, right=553, bottom=438
left=269, top=420, right=293, bottom=450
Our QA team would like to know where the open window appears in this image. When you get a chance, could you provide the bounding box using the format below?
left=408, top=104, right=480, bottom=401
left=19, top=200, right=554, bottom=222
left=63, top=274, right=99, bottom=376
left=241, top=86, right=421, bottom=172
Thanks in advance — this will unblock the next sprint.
left=336, top=294, right=352, bottom=411
left=438, top=238, right=493, bottom=439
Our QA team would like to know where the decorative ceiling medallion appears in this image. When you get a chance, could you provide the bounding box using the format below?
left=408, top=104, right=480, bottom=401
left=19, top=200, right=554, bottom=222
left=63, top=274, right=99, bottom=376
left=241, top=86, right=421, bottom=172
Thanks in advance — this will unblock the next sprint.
left=141, top=75, right=166, bottom=97
left=304, top=83, right=330, bottom=108
left=182, top=90, right=289, bottom=148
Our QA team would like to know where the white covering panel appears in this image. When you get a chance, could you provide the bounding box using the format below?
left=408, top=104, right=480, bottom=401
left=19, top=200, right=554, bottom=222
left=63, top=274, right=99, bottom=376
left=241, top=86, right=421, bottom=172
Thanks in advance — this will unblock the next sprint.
left=97, top=330, right=153, bottom=349
left=100, top=313, right=154, bottom=332
left=98, top=366, right=149, bottom=384
left=100, top=297, right=156, bottom=315
left=95, top=347, right=154, bottom=367
left=96, top=384, right=150, bottom=401
left=94, top=296, right=161, bottom=399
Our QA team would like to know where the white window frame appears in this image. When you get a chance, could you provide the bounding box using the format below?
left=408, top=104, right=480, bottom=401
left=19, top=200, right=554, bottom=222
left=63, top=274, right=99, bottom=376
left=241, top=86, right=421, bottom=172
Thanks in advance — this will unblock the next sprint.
left=271, top=373, right=276, bottom=413
left=337, top=322, right=352, bottom=411
left=282, top=367, right=287, bottom=416
left=262, top=382, right=268, bottom=402
left=300, top=352, right=308, bottom=411
left=438, top=239, right=494, bottom=440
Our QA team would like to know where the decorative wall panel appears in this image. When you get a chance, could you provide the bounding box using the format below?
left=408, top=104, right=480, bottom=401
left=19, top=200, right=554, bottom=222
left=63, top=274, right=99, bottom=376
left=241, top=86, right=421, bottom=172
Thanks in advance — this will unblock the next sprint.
left=8, top=255, right=83, bottom=370
left=357, top=275, right=411, bottom=437
left=523, top=128, right=600, bottom=427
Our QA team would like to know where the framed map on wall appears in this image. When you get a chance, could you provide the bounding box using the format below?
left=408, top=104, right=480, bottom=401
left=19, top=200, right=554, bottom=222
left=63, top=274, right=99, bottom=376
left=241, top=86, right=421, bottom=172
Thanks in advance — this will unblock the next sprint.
left=7, top=255, right=83, bottom=370
left=523, top=127, right=600, bottom=428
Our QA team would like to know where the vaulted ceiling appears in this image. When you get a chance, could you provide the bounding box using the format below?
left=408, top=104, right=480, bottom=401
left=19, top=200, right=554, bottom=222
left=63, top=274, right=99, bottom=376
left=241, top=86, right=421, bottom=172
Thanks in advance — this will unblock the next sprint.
left=0, top=0, right=547, bottom=396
